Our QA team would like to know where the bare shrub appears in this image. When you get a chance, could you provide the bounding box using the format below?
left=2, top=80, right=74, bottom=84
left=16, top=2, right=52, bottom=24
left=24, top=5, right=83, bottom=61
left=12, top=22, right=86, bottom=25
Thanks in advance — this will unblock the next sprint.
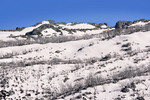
left=84, top=73, right=104, bottom=87
left=112, top=64, right=150, bottom=81
left=113, top=67, right=136, bottom=80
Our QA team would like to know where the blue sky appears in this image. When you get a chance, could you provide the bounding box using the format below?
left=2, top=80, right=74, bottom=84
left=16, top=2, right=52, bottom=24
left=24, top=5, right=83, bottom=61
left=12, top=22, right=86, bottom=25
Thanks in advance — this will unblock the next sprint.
left=0, top=0, right=150, bottom=30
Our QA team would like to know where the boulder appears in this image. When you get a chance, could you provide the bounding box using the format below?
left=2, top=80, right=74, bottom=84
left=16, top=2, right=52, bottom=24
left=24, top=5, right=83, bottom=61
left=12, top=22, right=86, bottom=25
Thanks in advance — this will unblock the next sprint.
left=115, top=21, right=132, bottom=29
left=121, top=86, right=129, bottom=93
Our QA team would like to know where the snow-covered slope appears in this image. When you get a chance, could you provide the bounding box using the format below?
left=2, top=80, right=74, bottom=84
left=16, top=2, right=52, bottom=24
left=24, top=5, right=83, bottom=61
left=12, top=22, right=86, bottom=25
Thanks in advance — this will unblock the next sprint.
left=61, top=23, right=96, bottom=29
left=0, top=21, right=50, bottom=41
left=0, top=21, right=110, bottom=41
left=0, top=19, right=150, bottom=100
left=130, top=21, right=150, bottom=27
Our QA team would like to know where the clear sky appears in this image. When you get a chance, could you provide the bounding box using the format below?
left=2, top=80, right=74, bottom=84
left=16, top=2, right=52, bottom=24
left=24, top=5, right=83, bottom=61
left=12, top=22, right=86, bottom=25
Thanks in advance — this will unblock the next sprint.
left=0, top=0, right=150, bottom=30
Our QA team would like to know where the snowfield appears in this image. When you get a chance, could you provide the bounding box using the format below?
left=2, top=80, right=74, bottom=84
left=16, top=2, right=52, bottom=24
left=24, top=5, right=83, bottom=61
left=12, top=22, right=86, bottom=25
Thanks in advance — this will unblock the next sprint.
left=62, top=23, right=96, bottom=29
left=0, top=20, right=150, bottom=100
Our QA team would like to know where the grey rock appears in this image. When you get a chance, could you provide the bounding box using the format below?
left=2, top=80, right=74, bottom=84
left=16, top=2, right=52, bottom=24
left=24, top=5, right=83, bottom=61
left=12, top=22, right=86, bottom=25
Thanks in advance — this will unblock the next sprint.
left=136, top=97, right=145, bottom=100
left=133, top=19, right=149, bottom=24
left=100, top=54, right=111, bottom=61
left=26, top=24, right=62, bottom=36
left=115, top=21, right=132, bottom=29
left=99, top=23, right=108, bottom=26
left=121, top=86, right=129, bottom=93
left=122, top=43, right=131, bottom=47
left=16, top=27, right=25, bottom=31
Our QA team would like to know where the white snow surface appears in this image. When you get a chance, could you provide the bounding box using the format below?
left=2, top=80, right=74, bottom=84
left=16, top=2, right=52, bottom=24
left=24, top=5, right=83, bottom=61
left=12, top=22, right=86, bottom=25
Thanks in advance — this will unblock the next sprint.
left=0, top=21, right=150, bottom=100
left=130, top=21, right=150, bottom=27
left=62, top=23, right=96, bottom=29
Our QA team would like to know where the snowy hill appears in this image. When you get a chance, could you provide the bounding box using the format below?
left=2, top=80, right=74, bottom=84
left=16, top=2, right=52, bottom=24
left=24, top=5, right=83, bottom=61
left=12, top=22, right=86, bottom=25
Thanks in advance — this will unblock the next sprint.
left=0, top=19, right=150, bottom=100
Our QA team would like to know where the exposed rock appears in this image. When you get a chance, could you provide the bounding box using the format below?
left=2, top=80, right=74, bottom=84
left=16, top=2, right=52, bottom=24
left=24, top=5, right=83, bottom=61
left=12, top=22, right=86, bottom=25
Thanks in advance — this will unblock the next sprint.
left=26, top=29, right=42, bottom=36
left=103, top=23, right=108, bottom=26
left=115, top=21, right=132, bottom=29
left=136, top=97, right=145, bottom=100
left=129, top=82, right=136, bottom=91
left=122, top=47, right=132, bottom=51
left=55, top=50, right=61, bottom=53
left=98, top=23, right=108, bottom=28
left=48, top=20, right=55, bottom=24
left=26, top=24, right=62, bottom=36
left=26, top=93, right=31, bottom=96
left=16, top=27, right=25, bottom=31
left=75, top=95, right=82, bottom=99
left=133, top=19, right=149, bottom=24
left=121, top=86, right=129, bottom=93
left=122, top=43, right=131, bottom=48
left=100, top=54, right=111, bottom=61
left=114, top=97, right=121, bottom=100
left=78, top=47, right=84, bottom=52
left=56, top=22, right=67, bottom=25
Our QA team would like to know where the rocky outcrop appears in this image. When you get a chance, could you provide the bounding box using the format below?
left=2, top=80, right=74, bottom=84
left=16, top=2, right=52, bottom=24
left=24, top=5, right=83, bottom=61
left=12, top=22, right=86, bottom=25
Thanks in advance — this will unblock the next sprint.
left=23, top=19, right=150, bottom=39
left=133, top=19, right=149, bottom=24
left=101, top=22, right=150, bottom=40
left=115, top=21, right=132, bottom=29
left=115, top=19, right=150, bottom=29
left=16, top=27, right=25, bottom=31
left=26, top=24, right=62, bottom=36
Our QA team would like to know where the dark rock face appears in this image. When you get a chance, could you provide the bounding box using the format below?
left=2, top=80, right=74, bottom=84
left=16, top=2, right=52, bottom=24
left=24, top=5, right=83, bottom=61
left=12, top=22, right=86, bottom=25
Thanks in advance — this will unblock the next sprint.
left=122, top=43, right=131, bottom=48
left=121, top=86, right=129, bottom=93
left=104, top=23, right=108, bottom=26
left=99, top=23, right=108, bottom=28
left=100, top=54, right=111, bottom=61
left=115, top=21, right=132, bottom=29
left=102, top=22, right=150, bottom=40
left=26, top=29, right=42, bottom=36
left=136, top=97, right=145, bottom=100
left=78, top=47, right=84, bottom=52
left=99, top=23, right=108, bottom=26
